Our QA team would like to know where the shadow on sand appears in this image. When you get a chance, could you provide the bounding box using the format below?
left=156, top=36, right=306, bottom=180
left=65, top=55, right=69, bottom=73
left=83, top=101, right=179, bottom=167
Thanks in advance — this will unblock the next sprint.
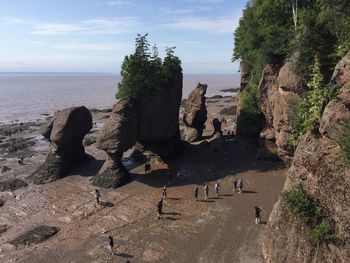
left=132, top=136, right=286, bottom=188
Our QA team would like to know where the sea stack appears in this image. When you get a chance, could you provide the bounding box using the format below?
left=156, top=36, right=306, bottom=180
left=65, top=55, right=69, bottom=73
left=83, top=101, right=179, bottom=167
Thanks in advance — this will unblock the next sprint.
left=29, top=106, right=92, bottom=184
left=93, top=75, right=183, bottom=188
left=183, top=83, right=208, bottom=142
left=92, top=100, right=137, bottom=188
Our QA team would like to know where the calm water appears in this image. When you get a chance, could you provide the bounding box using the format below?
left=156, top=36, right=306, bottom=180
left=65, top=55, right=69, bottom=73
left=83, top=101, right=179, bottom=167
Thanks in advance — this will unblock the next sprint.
left=0, top=74, right=239, bottom=124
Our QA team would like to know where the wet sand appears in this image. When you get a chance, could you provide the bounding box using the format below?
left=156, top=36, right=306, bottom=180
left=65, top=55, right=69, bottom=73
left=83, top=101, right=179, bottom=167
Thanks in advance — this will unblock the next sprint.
left=0, top=96, right=287, bottom=263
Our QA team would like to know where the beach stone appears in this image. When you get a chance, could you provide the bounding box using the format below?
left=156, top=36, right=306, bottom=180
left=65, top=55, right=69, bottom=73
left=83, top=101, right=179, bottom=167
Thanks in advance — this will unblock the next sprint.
left=183, top=83, right=208, bottom=142
left=1, top=165, right=11, bottom=174
left=30, top=106, right=92, bottom=184
left=10, top=225, right=59, bottom=247
left=0, top=179, right=28, bottom=192
left=0, top=224, right=7, bottom=234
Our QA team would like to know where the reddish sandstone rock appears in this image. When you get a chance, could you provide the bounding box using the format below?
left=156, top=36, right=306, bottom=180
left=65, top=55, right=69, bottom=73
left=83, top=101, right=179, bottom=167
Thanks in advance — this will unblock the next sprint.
left=30, top=106, right=92, bottom=184
left=183, top=83, right=208, bottom=142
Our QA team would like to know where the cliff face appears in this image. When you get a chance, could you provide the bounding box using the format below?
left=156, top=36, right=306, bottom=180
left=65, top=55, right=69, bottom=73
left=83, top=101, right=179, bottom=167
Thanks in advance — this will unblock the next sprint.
left=262, top=52, right=350, bottom=263
left=258, top=60, right=307, bottom=164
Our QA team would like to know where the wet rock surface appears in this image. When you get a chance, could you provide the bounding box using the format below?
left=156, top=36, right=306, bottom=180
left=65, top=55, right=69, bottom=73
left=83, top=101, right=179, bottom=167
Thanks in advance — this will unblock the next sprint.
left=10, top=226, right=59, bottom=247
left=0, top=179, right=28, bottom=192
left=183, top=83, right=208, bottom=142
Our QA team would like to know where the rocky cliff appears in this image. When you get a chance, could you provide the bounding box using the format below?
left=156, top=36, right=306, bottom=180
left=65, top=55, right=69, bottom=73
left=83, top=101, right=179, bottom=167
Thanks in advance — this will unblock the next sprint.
left=258, top=60, right=307, bottom=164
left=262, top=52, right=350, bottom=263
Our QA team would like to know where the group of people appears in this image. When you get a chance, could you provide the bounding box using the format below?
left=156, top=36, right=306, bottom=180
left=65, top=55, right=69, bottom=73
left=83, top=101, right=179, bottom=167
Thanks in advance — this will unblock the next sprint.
left=232, top=178, right=244, bottom=193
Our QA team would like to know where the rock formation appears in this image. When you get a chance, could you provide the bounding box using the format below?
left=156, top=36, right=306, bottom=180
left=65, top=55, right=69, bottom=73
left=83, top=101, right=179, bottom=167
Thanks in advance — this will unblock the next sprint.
left=93, top=78, right=183, bottom=188
left=183, top=83, right=208, bottom=142
left=30, top=106, right=92, bottom=184
left=92, top=100, right=137, bottom=188
left=258, top=59, right=307, bottom=164
left=263, top=52, right=350, bottom=263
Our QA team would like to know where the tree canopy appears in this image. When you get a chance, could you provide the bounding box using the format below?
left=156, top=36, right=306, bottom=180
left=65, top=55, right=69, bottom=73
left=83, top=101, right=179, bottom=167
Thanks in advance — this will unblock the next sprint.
left=234, top=0, right=350, bottom=83
left=117, top=34, right=182, bottom=100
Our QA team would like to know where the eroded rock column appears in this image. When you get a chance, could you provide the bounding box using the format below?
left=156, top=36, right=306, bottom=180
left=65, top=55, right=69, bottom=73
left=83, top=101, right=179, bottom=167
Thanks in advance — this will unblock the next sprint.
left=183, top=83, right=208, bottom=142
left=29, top=106, right=92, bottom=184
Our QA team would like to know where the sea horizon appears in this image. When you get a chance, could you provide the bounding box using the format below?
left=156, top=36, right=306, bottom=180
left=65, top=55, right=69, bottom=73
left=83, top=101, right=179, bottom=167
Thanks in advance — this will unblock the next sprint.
left=1, top=73, right=240, bottom=124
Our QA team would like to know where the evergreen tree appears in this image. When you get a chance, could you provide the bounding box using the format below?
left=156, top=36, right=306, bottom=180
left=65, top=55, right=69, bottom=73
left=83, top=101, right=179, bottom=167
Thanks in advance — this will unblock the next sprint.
left=116, top=35, right=182, bottom=100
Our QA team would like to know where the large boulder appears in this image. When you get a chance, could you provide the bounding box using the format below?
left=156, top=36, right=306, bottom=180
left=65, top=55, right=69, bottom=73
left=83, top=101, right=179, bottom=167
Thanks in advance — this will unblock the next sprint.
left=92, top=100, right=137, bottom=188
left=30, top=106, right=92, bottom=184
left=263, top=53, right=350, bottom=263
left=183, top=83, right=208, bottom=142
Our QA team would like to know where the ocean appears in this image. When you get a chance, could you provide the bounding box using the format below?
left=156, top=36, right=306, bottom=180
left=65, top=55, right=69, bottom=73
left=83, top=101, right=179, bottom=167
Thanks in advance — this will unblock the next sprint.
left=0, top=73, right=239, bottom=124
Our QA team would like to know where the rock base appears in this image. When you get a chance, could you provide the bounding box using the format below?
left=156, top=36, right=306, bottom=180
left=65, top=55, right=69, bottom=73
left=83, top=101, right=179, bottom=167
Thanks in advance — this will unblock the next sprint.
left=92, top=157, right=131, bottom=188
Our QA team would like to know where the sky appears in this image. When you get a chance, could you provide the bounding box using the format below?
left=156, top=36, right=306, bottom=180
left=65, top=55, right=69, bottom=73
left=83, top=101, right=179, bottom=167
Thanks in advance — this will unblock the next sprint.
left=0, top=0, right=247, bottom=74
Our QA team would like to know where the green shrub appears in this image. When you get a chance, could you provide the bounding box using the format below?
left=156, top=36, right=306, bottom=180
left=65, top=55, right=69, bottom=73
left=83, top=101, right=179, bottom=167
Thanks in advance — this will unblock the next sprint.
left=309, top=219, right=338, bottom=244
left=282, top=185, right=337, bottom=244
left=336, top=124, right=350, bottom=167
left=291, top=56, right=339, bottom=143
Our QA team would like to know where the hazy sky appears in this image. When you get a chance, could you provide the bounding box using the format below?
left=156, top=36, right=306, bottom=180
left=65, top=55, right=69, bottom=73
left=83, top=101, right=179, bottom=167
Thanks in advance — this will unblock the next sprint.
left=0, top=0, right=246, bottom=74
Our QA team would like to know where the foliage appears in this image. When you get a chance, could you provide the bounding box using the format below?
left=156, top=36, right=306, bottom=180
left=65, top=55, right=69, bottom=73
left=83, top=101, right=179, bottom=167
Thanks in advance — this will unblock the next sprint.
left=282, top=185, right=337, bottom=244
left=336, top=124, right=350, bottom=167
left=116, top=34, right=182, bottom=100
left=233, top=0, right=350, bottom=84
left=291, top=56, right=338, bottom=142
left=238, top=84, right=262, bottom=125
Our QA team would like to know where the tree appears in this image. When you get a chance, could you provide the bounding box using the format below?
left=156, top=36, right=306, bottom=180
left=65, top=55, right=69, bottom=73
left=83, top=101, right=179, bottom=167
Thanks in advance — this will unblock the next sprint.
left=116, top=34, right=182, bottom=100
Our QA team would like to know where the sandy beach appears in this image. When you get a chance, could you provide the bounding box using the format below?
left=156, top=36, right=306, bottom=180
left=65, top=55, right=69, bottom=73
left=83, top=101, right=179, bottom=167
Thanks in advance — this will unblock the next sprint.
left=0, top=95, right=286, bottom=263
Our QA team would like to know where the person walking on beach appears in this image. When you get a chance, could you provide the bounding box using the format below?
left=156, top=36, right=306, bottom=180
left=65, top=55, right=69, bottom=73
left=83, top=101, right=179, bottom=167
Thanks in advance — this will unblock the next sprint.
left=194, top=186, right=199, bottom=202
left=238, top=179, right=243, bottom=193
left=214, top=181, right=220, bottom=197
left=95, top=189, right=101, bottom=205
left=233, top=179, right=237, bottom=193
left=255, top=206, right=262, bottom=224
left=176, top=169, right=181, bottom=183
left=157, top=198, right=164, bottom=219
left=145, top=162, right=151, bottom=174
left=162, top=185, right=167, bottom=198
left=204, top=184, right=209, bottom=200
left=107, top=235, right=115, bottom=255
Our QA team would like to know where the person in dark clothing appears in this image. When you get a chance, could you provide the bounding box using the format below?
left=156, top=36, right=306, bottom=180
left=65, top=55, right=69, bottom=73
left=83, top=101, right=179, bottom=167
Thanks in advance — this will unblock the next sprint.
left=95, top=189, right=101, bottom=205
left=194, top=186, right=198, bottom=202
left=144, top=162, right=151, bottom=174
left=157, top=198, right=163, bottom=219
left=255, top=206, right=262, bottom=224
left=233, top=179, right=237, bottom=193
left=108, top=235, right=115, bottom=254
